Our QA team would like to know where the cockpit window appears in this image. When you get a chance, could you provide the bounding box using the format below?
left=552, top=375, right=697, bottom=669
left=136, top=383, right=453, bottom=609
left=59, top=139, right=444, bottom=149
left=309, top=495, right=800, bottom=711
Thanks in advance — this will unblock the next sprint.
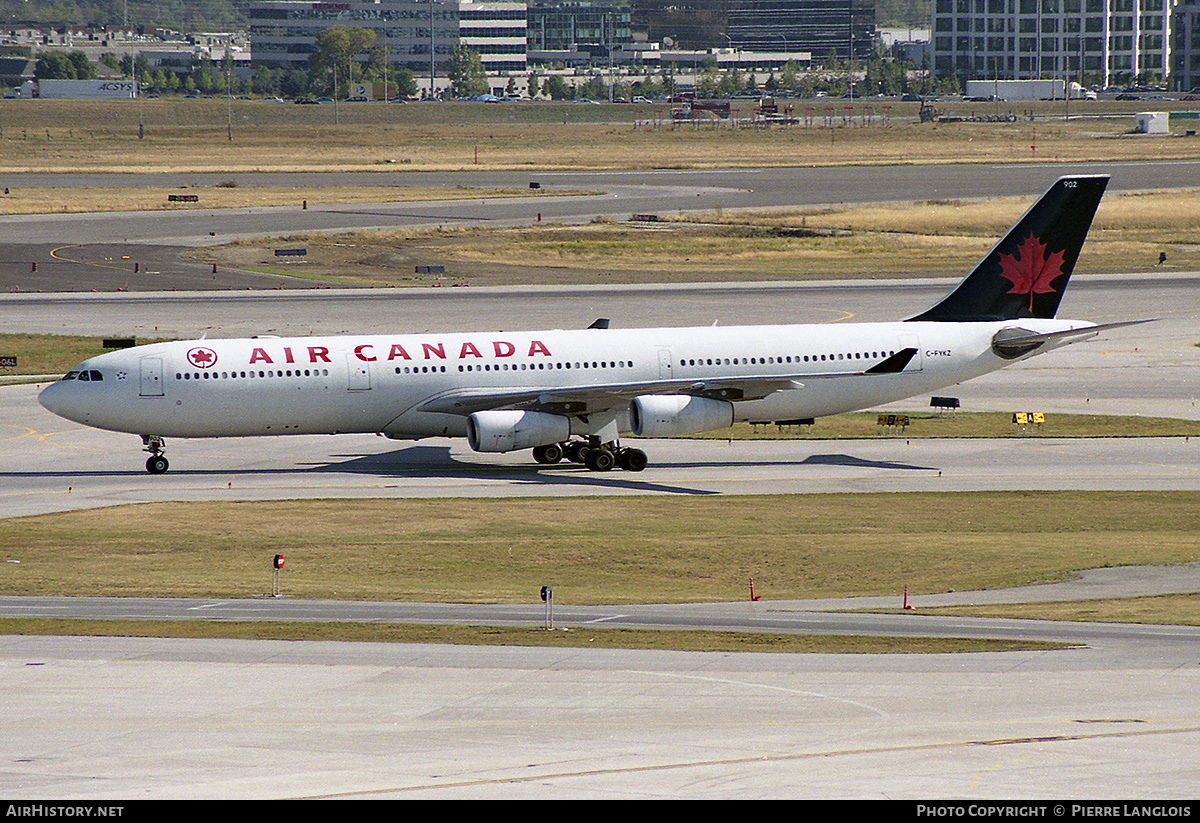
left=60, top=370, right=102, bottom=382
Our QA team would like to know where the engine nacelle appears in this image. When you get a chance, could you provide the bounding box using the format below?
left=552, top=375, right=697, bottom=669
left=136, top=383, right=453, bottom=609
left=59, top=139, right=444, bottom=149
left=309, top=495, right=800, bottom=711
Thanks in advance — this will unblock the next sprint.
left=629, top=395, right=734, bottom=438
left=466, top=409, right=571, bottom=453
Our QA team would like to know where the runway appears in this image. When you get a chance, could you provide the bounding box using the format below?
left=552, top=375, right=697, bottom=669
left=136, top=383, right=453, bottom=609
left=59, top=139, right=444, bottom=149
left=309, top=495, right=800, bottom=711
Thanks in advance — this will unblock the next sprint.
left=3, top=164, right=1200, bottom=799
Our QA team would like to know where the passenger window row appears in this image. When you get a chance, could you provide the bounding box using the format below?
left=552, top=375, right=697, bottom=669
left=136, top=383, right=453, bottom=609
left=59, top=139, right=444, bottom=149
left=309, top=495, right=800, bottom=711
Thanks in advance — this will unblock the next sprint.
left=452, top=360, right=632, bottom=373
left=680, top=351, right=896, bottom=367
left=176, top=369, right=330, bottom=380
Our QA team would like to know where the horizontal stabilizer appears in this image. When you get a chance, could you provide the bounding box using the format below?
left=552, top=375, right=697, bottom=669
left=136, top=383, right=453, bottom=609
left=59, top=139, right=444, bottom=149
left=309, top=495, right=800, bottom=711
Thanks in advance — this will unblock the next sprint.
left=992, top=320, right=1154, bottom=359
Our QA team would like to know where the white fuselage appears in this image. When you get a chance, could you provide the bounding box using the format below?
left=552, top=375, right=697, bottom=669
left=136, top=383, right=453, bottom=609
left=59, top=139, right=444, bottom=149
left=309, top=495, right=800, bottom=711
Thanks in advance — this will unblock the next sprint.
left=38, top=318, right=1092, bottom=442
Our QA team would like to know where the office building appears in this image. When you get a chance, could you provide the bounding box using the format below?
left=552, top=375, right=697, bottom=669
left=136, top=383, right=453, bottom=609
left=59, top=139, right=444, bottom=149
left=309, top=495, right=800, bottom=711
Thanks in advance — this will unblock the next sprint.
left=249, top=0, right=461, bottom=73
left=930, top=0, right=1174, bottom=89
left=727, top=0, right=875, bottom=61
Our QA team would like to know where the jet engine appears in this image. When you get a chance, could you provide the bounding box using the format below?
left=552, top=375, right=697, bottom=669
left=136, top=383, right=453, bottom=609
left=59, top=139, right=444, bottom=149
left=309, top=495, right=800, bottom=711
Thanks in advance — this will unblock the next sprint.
left=466, top=409, right=571, bottom=453
left=629, top=395, right=734, bottom=438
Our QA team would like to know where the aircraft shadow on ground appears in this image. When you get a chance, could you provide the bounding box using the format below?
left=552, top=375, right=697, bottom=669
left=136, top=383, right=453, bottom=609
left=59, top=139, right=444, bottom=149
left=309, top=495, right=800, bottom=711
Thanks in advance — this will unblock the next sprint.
left=13, top=446, right=938, bottom=492
left=305, top=445, right=722, bottom=495
left=797, top=453, right=941, bottom=471
left=304, top=445, right=941, bottom=488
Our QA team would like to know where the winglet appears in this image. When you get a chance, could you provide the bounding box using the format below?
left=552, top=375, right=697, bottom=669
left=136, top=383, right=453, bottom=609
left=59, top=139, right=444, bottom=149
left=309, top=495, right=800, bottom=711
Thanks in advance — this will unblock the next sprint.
left=908, top=175, right=1109, bottom=322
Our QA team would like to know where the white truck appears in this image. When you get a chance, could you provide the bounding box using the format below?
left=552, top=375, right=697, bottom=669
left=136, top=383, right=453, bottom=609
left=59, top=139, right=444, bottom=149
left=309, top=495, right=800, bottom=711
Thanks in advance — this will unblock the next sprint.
left=964, top=79, right=1095, bottom=101
left=36, top=79, right=139, bottom=99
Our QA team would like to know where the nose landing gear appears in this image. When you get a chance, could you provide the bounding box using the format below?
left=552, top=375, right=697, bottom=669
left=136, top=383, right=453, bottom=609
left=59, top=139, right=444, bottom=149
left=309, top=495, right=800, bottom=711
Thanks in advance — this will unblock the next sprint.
left=141, top=435, right=169, bottom=474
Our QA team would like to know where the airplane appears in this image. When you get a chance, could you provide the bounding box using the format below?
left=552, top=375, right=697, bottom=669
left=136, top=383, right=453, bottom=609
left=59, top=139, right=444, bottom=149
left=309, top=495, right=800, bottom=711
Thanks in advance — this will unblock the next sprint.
left=39, top=174, right=1140, bottom=475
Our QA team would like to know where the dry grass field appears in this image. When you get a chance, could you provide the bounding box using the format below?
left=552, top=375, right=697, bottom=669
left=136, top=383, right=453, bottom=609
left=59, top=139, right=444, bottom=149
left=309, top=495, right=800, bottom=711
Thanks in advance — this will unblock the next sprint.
left=1, top=97, right=1199, bottom=173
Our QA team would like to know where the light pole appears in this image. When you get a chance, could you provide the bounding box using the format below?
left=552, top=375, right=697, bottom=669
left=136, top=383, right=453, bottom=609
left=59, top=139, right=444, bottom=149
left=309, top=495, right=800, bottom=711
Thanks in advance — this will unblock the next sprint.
left=429, top=0, right=436, bottom=100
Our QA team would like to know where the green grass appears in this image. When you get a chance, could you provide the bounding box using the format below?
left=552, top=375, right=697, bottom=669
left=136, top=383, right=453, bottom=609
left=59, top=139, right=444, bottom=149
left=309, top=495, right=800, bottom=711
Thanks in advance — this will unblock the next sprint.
left=0, top=333, right=163, bottom=378
left=2, top=492, right=1197, bottom=604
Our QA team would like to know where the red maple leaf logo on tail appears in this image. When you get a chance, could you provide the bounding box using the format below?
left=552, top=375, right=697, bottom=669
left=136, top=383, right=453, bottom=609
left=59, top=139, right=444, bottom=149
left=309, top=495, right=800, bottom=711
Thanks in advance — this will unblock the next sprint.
left=998, top=233, right=1067, bottom=313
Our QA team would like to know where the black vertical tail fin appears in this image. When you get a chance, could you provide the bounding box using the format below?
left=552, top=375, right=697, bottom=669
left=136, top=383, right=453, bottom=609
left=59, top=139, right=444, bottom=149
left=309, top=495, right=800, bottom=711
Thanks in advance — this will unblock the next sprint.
left=908, top=175, right=1109, bottom=322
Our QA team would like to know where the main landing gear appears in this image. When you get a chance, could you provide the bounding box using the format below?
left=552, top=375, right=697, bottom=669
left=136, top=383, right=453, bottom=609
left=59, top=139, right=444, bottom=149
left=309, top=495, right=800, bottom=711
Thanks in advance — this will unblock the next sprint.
left=141, top=435, right=169, bottom=474
left=532, top=438, right=647, bottom=472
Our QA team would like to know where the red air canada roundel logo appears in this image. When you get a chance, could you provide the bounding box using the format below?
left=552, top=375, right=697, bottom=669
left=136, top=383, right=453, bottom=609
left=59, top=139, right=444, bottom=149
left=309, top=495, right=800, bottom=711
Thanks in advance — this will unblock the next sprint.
left=187, top=347, right=218, bottom=369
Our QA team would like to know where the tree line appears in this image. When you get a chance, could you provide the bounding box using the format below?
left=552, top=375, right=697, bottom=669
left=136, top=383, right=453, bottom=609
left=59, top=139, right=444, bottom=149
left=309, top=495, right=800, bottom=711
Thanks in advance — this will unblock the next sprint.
left=25, top=24, right=942, bottom=101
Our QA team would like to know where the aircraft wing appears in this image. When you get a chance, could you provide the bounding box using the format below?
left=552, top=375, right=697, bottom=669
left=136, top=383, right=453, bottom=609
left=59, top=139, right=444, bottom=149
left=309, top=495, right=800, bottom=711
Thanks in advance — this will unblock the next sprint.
left=417, top=348, right=920, bottom=417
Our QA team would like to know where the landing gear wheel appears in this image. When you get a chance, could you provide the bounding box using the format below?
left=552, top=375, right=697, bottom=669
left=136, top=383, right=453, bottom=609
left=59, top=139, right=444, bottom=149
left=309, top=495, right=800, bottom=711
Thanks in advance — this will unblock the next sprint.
left=618, top=448, right=648, bottom=472
left=141, top=435, right=168, bottom=474
left=146, top=455, right=169, bottom=474
left=563, top=441, right=588, bottom=464
left=585, top=447, right=615, bottom=472
left=532, top=443, right=564, bottom=464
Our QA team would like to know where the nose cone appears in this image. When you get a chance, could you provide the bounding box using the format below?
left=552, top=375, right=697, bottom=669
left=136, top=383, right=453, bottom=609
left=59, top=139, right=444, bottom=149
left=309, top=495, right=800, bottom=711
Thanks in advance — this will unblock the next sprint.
left=39, top=380, right=84, bottom=423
